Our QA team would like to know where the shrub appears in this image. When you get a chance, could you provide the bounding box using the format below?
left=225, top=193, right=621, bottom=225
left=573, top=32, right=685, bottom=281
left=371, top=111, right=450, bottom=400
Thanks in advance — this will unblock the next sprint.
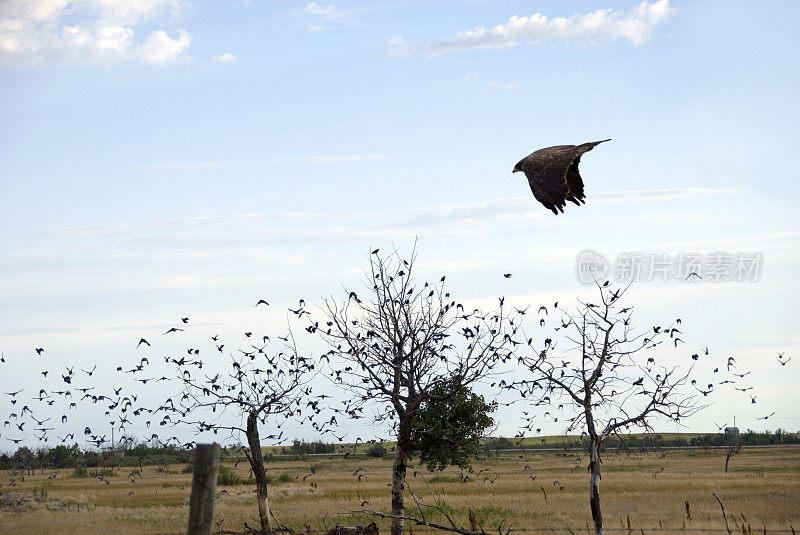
left=367, top=444, right=387, bottom=458
left=72, top=467, right=116, bottom=478
left=217, top=465, right=241, bottom=486
left=33, top=482, right=52, bottom=498
left=265, top=472, right=294, bottom=485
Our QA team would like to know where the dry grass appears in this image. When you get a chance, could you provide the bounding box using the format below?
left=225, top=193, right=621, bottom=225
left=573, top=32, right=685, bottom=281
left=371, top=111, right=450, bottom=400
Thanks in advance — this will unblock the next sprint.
left=1, top=446, right=798, bottom=534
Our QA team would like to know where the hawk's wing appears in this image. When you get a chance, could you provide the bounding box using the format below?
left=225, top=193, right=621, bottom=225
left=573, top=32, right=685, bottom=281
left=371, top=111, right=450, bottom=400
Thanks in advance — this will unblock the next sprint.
left=565, top=155, right=585, bottom=206
left=522, top=145, right=579, bottom=215
left=519, top=140, right=609, bottom=214
left=524, top=168, right=568, bottom=215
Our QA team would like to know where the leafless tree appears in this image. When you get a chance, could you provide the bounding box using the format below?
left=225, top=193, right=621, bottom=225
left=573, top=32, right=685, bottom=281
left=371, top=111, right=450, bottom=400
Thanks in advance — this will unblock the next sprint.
left=724, top=437, right=741, bottom=473
left=516, top=283, right=705, bottom=535
left=164, top=329, right=315, bottom=535
left=320, top=248, right=519, bottom=535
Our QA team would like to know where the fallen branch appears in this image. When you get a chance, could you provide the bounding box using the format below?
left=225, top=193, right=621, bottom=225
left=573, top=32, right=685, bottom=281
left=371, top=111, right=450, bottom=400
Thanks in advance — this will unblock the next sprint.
left=712, top=493, right=732, bottom=535
left=343, top=508, right=508, bottom=535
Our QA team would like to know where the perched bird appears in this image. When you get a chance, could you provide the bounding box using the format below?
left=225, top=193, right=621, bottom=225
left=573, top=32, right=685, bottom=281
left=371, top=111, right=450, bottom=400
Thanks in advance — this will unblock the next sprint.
left=513, top=139, right=610, bottom=215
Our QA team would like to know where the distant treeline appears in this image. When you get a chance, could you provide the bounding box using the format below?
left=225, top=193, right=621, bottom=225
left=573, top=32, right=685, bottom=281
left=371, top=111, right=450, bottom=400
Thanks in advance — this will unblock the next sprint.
left=0, top=442, right=195, bottom=472
left=482, top=429, right=800, bottom=452
left=690, top=428, right=800, bottom=447
left=283, top=439, right=337, bottom=455
left=2, top=430, right=798, bottom=471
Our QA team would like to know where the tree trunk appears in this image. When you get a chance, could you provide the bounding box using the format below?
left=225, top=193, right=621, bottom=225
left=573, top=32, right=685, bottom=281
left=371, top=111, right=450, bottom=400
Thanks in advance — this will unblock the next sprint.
left=588, top=438, right=604, bottom=535
left=246, top=413, right=273, bottom=535
left=391, top=432, right=411, bottom=535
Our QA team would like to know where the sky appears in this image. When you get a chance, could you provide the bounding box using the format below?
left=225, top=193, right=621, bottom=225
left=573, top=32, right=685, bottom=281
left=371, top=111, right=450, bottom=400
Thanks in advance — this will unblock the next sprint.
left=1, top=0, right=799, bottom=452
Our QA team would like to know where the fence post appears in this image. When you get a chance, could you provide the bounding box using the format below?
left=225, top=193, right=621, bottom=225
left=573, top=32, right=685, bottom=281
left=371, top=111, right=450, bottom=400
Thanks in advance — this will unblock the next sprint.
left=188, top=443, right=221, bottom=535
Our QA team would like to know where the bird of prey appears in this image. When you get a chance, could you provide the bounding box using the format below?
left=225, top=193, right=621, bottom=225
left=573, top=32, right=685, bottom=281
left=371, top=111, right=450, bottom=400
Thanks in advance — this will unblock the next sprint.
left=513, top=139, right=610, bottom=214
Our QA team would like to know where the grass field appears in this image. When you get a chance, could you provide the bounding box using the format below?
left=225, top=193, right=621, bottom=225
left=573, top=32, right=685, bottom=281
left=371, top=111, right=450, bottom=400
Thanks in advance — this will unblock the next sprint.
left=1, top=446, right=798, bottom=534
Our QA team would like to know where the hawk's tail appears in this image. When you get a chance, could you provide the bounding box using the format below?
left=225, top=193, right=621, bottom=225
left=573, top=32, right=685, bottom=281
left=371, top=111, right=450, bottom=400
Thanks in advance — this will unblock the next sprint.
left=579, top=139, right=611, bottom=153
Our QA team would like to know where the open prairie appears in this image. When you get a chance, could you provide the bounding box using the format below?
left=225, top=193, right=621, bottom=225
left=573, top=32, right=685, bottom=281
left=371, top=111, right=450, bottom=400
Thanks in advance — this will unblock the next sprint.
left=1, top=445, right=798, bottom=535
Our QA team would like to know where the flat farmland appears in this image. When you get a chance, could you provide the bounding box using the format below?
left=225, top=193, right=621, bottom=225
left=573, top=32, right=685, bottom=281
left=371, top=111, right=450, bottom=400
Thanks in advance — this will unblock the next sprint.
left=1, top=446, right=798, bottom=534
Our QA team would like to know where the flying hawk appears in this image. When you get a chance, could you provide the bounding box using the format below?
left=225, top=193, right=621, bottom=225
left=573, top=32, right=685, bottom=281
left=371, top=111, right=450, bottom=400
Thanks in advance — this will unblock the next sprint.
left=513, top=139, right=610, bottom=215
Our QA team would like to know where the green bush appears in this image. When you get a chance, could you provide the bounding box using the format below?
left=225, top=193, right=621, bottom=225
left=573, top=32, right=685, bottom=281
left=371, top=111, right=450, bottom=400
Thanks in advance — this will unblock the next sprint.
left=264, top=472, right=294, bottom=485
left=217, top=465, right=241, bottom=486
left=309, top=462, right=327, bottom=473
left=181, top=464, right=194, bottom=474
left=33, top=481, right=52, bottom=498
left=71, top=467, right=90, bottom=478
left=72, top=467, right=116, bottom=478
left=367, top=444, right=387, bottom=458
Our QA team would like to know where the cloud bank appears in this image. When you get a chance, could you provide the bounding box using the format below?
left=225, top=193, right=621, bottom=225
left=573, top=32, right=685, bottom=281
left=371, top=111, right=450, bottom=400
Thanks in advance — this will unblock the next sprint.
left=0, top=0, right=192, bottom=66
left=390, top=0, right=672, bottom=56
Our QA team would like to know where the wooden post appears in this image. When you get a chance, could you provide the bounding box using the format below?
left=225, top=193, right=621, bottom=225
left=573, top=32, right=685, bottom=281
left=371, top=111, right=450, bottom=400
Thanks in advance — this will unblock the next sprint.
left=188, top=443, right=221, bottom=535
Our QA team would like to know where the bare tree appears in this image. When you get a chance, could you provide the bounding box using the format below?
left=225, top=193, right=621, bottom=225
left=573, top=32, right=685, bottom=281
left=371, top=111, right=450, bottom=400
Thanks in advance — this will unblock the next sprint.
left=724, top=437, right=741, bottom=473
left=320, top=248, right=518, bottom=535
left=164, top=329, right=315, bottom=535
left=516, top=284, right=705, bottom=535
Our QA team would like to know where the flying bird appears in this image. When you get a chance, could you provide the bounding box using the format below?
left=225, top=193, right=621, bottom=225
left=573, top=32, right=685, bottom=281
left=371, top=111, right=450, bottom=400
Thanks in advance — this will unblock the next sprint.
left=513, top=139, right=610, bottom=215
left=163, top=327, right=184, bottom=335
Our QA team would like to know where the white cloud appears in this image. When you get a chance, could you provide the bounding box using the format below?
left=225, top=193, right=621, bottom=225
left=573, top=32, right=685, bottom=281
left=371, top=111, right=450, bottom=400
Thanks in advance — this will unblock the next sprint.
left=143, top=161, right=229, bottom=170
left=135, top=28, right=191, bottom=64
left=274, top=154, right=392, bottom=165
left=485, top=81, right=519, bottom=90
left=0, top=0, right=191, bottom=66
left=303, top=2, right=346, bottom=22
left=592, top=187, right=741, bottom=203
left=391, top=0, right=672, bottom=56
left=211, top=51, right=235, bottom=63
left=386, top=35, right=411, bottom=57
left=301, top=2, right=361, bottom=31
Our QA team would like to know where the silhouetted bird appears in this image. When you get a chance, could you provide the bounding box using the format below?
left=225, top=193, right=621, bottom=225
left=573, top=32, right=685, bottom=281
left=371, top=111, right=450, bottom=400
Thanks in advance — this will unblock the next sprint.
left=513, top=140, right=610, bottom=214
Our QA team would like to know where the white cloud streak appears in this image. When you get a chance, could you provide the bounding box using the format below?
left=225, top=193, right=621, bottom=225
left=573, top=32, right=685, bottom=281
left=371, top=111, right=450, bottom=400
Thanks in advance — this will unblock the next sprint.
left=143, top=161, right=229, bottom=170
left=592, top=187, right=742, bottom=202
left=211, top=51, right=235, bottom=63
left=0, top=0, right=191, bottom=66
left=273, top=154, right=392, bottom=165
left=390, top=0, right=672, bottom=57
left=303, top=2, right=347, bottom=22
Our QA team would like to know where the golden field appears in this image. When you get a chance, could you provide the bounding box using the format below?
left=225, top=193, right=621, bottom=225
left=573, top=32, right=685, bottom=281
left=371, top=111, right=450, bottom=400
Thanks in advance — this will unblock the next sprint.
left=1, top=446, right=798, bottom=534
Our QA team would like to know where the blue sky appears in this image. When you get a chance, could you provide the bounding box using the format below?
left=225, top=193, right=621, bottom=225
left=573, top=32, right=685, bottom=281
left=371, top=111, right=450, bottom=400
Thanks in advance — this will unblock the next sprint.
left=1, top=0, right=799, bottom=450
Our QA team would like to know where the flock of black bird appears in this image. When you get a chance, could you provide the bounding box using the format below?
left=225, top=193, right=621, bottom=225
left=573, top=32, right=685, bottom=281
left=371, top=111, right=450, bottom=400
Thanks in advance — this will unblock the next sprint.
left=0, top=142, right=790, bottom=506
left=0, top=284, right=788, bottom=477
